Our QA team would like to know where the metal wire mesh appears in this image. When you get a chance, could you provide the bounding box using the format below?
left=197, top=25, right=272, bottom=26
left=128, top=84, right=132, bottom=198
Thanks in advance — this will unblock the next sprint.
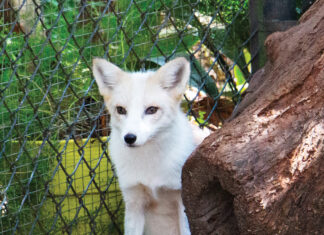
left=1, top=0, right=251, bottom=234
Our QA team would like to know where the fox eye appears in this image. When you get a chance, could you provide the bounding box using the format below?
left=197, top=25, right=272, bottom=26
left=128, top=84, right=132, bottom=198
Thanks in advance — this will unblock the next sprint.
left=116, top=106, right=127, bottom=115
left=145, top=106, right=159, bottom=115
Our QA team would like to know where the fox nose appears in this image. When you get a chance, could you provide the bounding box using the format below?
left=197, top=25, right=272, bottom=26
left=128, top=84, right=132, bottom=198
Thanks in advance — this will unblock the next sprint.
left=124, top=133, right=137, bottom=145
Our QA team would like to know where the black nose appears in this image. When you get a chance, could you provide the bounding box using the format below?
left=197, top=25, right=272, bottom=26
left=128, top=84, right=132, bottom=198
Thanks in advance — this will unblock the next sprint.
left=124, top=133, right=137, bottom=145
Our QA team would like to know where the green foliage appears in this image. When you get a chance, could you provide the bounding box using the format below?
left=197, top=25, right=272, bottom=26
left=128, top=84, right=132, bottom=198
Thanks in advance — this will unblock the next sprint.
left=197, top=111, right=207, bottom=124
left=197, top=0, right=248, bottom=24
left=296, top=0, right=315, bottom=18
left=234, top=48, right=250, bottom=92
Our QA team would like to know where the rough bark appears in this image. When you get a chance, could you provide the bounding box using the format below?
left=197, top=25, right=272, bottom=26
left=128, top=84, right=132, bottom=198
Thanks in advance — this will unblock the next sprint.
left=182, top=1, right=324, bottom=234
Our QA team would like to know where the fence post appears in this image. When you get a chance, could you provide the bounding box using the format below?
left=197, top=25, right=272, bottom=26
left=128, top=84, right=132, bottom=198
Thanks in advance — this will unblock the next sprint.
left=249, top=0, right=297, bottom=73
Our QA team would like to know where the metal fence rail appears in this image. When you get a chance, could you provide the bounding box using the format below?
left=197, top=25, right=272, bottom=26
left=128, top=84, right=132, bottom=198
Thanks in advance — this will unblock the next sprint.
left=0, top=0, right=250, bottom=234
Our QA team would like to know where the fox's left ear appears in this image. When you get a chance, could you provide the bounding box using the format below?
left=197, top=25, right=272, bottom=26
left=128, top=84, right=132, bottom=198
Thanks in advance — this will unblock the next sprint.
left=155, top=57, right=190, bottom=97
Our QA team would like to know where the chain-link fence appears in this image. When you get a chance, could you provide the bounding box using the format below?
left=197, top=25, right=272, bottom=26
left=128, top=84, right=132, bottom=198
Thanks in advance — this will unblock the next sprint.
left=1, top=0, right=251, bottom=234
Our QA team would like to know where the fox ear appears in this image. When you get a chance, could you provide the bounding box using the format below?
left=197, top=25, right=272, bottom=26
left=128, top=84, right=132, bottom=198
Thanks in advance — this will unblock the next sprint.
left=92, top=58, right=122, bottom=96
left=155, top=57, right=190, bottom=97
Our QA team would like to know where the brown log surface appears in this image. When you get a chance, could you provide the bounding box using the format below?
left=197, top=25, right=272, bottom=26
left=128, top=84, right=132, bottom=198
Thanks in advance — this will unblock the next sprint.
left=182, top=1, right=324, bottom=234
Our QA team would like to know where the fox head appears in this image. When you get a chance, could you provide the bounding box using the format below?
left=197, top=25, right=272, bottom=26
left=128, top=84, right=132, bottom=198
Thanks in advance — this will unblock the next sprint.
left=92, top=57, right=190, bottom=147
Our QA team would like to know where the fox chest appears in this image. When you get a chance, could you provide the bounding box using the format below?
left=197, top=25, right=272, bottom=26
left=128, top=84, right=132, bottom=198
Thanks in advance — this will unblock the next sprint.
left=111, top=150, right=182, bottom=191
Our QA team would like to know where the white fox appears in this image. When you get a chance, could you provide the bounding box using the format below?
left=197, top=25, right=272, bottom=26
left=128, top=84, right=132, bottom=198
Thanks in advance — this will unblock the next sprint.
left=93, top=57, right=208, bottom=235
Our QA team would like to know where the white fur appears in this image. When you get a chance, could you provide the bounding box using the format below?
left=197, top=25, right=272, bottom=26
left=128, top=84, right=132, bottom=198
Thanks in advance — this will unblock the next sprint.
left=93, top=58, right=208, bottom=235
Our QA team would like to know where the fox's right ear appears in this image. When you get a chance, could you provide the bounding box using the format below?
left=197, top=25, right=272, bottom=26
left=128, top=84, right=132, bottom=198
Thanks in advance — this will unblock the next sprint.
left=92, top=58, right=122, bottom=96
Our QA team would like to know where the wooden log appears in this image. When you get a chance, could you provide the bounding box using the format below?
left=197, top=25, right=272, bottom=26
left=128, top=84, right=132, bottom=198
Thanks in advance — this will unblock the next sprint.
left=182, top=1, right=324, bottom=234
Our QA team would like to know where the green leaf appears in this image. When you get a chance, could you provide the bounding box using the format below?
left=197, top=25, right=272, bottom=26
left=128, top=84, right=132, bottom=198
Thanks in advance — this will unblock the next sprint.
left=234, top=65, right=245, bottom=86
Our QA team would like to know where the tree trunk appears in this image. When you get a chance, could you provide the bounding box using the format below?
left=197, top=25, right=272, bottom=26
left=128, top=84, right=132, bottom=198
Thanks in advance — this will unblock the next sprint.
left=182, top=1, right=324, bottom=234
